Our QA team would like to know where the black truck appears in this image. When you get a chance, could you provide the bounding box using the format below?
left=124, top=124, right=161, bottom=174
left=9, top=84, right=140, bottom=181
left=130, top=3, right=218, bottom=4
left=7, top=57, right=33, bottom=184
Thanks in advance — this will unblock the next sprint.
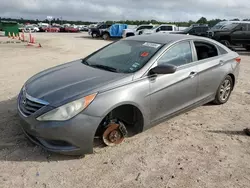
left=170, top=24, right=209, bottom=36
left=88, top=23, right=112, bottom=38
left=207, top=21, right=250, bottom=50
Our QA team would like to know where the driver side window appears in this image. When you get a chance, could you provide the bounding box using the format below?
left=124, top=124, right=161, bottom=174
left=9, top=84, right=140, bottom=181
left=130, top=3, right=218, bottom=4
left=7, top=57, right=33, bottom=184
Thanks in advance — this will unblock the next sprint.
left=136, top=26, right=143, bottom=31
left=158, top=42, right=193, bottom=66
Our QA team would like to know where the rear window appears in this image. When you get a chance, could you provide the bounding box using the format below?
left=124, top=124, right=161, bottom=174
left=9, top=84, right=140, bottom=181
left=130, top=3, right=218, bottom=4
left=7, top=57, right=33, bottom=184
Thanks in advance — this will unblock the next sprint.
left=85, top=40, right=163, bottom=73
left=194, top=42, right=218, bottom=60
left=217, top=45, right=228, bottom=55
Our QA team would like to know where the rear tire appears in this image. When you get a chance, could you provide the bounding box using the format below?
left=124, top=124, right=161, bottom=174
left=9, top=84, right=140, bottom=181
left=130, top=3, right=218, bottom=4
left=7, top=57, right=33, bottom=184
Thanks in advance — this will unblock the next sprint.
left=102, top=33, right=110, bottom=40
left=213, top=75, right=233, bottom=105
left=91, top=32, right=97, bottom=38
left=220, top=40, right=231, bottom=47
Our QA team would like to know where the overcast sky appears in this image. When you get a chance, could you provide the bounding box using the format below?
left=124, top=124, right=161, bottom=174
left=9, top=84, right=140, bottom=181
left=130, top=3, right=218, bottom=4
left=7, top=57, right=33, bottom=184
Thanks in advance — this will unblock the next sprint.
left=1, top=0, right=250, bottom=22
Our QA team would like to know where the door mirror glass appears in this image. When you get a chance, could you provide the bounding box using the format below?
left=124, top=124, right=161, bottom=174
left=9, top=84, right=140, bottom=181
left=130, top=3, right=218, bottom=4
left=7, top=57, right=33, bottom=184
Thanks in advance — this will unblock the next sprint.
left=149, top=64, right=177, bottom=75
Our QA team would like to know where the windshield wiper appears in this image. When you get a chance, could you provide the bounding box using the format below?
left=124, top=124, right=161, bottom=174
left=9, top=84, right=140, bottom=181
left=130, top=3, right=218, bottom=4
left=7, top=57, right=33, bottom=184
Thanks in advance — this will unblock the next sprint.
left=90, top=64, right=119, bottom=73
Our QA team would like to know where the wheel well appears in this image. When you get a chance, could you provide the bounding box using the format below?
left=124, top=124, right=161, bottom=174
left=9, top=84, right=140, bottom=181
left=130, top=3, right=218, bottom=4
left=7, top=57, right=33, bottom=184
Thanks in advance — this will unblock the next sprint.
left=220, top=36, right=231, bottom=42
left=228, top=73, right=235, bottom=90
left=126, top=33, right=135, bottom=37
left=102, top=32, right=110, bottom=36
left=95, top=104, right=144, bottom=137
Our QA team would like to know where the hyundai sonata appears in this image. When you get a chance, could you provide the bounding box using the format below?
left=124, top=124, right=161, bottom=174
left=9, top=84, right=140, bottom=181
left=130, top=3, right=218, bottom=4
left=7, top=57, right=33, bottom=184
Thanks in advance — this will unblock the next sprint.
left=17, top=34, right=240, bottom=155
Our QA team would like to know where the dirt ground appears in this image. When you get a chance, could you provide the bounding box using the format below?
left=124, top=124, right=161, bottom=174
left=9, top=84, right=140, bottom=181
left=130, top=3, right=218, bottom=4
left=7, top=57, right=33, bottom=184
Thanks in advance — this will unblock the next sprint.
left=0, top=32, right=249, bottom=188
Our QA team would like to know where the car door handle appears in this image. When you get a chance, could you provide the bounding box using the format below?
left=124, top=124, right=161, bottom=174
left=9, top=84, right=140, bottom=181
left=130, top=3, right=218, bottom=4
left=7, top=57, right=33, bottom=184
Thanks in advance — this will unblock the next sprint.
left=189, top=71, right=197, bottom=78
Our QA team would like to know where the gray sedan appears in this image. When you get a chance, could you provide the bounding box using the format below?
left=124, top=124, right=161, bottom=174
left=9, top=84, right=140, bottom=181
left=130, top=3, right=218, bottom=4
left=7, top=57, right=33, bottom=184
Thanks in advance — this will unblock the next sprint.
left=17, top=34, right=240, bottom=155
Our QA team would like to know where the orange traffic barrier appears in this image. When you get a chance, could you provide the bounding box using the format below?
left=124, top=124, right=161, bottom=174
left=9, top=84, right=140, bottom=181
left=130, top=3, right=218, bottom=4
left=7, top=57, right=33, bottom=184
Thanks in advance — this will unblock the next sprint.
left=12, top=32, right=15, bottom=39
left=29, top=33, right=31, bottom=43
left=22, top=30, right=25, bottom=41
left=26, top=42, right=42, bottom=48
left=31, top=36, right=35, bottom=43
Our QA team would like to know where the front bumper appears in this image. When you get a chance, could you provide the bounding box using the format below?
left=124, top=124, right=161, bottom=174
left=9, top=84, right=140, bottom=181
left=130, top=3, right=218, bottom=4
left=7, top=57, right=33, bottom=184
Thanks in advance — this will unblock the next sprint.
left=18, top=107, right=102, bottom=156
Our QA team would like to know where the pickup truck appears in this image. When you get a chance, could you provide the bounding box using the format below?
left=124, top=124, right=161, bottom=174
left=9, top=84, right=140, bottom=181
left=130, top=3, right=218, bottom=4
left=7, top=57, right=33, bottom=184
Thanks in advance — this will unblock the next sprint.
left=170, top=24, right=209, bottom=36
left=207, top=21, right=250, bottom=50
left=141, top=24, right=179, bottom=35
left=122, top=24, right=154, bottom=38
left=88, top=23, right=112, bottom=38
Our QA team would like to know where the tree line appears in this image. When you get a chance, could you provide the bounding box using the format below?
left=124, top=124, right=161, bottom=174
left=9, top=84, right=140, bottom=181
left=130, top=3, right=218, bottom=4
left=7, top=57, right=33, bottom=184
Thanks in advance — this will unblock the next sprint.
left=1, top=16, right=250, bottom=27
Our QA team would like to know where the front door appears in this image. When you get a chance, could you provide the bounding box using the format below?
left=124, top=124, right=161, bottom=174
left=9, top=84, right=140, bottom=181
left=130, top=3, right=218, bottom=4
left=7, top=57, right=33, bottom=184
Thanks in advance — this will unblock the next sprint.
left=149, top=41, right=199, bottom=123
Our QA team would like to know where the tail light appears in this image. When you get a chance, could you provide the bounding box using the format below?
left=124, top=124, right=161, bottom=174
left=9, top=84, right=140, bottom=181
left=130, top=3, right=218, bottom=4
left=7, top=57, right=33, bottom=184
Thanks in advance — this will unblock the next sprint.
left=235, top=57, right=241, bottom=63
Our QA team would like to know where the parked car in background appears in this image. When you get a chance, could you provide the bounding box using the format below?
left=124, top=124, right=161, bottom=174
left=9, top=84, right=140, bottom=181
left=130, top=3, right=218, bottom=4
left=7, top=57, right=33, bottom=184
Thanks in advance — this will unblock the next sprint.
left=18, top=24, right=25, bottom=32
left=65, top=27, right=79, bottom=32
left=88, top=23, right=112, bottom=38
left=141, top=24, right=179, bottom=35
left=44, top=26, right=60, bottom=32
left=122, top=24, right=154, bottom=38
left=170, top=24, right=209, bottom=36
left=207, top=21, right=250, bottom=50
left=17, top=34, right=240, bottom=155
left=24, top=25, right=39, bottom=32
left=78, top=25, right=89, bottom=31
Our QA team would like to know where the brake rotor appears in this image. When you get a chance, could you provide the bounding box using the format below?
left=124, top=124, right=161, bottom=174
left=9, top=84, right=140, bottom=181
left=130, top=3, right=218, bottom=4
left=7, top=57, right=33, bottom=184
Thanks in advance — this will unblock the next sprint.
left=102, top=122, right=125, bottom=146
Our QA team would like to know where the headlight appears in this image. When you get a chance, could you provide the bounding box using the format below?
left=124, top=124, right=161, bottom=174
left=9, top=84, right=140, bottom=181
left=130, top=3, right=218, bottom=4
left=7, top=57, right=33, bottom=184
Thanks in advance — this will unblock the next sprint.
left=37, top=93, right=97, bottom=121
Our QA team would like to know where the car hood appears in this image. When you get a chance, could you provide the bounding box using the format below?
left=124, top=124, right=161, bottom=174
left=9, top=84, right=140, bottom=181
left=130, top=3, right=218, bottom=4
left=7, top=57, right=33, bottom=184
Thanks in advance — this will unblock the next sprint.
left=25, top=60, right=131, bottom=106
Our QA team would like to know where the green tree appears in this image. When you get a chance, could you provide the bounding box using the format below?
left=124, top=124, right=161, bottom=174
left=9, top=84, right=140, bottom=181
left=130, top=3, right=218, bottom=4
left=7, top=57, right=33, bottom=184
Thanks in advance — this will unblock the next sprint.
left=196, top=17, right=208, bottom=24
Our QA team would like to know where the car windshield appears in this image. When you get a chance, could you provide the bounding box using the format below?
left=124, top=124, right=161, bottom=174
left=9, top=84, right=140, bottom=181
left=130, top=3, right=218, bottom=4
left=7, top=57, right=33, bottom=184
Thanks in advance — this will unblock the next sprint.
left=182, top=27, right=192, bottom=32
left=83, top=40, right=163, bottom=73
left=152, top=25, right=159, bottom=29
left=220, top=23, right=239, bottom=30
left=211, top=21, right=237, bottom=30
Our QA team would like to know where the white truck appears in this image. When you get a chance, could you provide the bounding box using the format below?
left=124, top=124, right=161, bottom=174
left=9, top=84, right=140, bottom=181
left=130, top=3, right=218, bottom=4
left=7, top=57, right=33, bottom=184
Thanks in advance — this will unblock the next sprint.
left=122, top=24, right=154, bottom=38
left=141, top=24, right=180, bottom=35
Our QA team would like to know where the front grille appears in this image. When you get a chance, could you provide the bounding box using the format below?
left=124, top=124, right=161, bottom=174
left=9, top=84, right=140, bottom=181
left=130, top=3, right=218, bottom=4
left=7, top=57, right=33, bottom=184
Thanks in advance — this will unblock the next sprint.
left=19, top=90, right=46, bottom=116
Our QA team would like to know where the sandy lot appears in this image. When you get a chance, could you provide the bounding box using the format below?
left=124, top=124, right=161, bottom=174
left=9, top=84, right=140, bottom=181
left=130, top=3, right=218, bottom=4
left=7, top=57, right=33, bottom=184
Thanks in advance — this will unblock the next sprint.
left=0, top=32, right=249, bottom=188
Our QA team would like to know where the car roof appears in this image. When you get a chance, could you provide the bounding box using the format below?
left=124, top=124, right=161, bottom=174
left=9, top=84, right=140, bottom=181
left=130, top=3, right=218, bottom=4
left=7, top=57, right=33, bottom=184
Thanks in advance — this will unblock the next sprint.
left=123, top=33, right=201, bottom=44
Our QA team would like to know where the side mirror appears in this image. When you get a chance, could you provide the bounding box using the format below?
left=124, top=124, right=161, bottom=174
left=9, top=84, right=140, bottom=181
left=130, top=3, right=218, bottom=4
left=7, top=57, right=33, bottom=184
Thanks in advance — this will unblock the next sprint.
left=149, top=64, right=177, bottom=75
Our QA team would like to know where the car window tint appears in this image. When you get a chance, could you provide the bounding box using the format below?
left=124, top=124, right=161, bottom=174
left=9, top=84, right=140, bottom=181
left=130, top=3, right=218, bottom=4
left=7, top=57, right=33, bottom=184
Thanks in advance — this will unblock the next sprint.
left=99, top=25, right=105, bottom=29
left=158, top=42, right=193, bottom=66
left=137, top=26, right=148, bottom=31
left=194, top=41, right=218, bottom=60
left=86, top=40, right=163, bottom=73
left=160, top=26, right=173, bottom=31
left=217, top=45, right=228, bottom=55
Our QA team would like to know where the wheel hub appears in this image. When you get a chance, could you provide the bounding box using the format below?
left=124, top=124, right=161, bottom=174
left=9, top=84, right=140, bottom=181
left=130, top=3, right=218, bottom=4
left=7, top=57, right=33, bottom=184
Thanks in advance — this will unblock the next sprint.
left=102, top=122, right=125, bottom=146
left=219, top=79, right=231, bottom=101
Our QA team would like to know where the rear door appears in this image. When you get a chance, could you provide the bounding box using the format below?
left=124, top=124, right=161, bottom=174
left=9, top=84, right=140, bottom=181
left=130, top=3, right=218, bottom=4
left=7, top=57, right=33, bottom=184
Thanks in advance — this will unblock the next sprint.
left=192, top=40, right=227, bottom=101
left=231, top=23, right=248, bottom=44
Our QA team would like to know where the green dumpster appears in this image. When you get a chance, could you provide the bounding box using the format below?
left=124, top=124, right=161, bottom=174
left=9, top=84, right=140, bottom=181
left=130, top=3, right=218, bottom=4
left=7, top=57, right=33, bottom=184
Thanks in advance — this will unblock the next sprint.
left=0, top=21, right=19, bottom=36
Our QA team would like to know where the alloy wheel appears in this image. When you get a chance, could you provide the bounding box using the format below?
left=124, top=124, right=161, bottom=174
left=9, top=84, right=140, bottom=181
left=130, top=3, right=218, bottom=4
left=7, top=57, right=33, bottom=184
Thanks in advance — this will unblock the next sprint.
left=219, top=79, right=231, bottom=101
